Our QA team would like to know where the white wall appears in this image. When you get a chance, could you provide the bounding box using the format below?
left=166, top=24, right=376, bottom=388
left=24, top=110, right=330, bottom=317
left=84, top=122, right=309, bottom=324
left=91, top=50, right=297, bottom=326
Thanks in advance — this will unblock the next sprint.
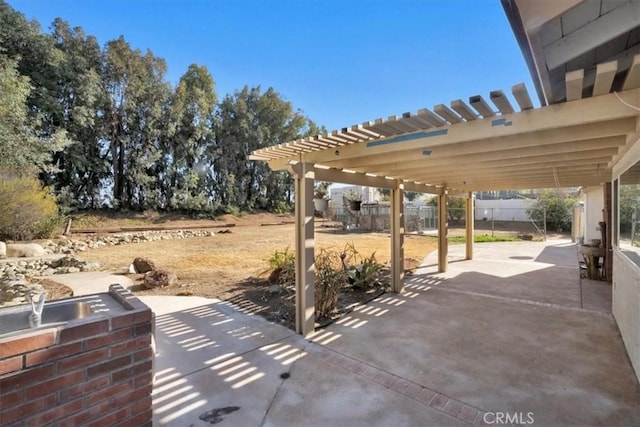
left=583, top=186, right=604, bottom=243
left=475, top=199, right=534, bottom=221
left=612, top=136, right=640, bottom=383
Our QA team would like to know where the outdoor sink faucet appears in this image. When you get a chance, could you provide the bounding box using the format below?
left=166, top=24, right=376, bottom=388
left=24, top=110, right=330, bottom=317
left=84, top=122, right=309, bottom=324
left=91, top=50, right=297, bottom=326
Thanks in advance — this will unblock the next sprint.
left=27, top=290, right=47, bottom=328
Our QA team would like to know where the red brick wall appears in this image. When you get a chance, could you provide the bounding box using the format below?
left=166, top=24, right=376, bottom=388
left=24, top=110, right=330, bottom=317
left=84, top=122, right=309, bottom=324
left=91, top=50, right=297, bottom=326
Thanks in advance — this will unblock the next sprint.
left=0, top=286, right=153, bottom=427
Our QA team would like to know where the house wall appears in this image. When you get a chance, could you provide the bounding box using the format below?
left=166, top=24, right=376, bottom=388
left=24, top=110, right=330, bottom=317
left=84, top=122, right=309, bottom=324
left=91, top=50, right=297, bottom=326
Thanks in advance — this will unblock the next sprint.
left=584, top=185, right=604, bottom=243
left=612, top=136, right=640, bottom=383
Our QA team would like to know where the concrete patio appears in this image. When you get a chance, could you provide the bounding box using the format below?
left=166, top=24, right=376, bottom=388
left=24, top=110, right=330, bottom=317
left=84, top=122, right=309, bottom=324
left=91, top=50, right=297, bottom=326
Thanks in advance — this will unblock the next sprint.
left=120, top=239, right=635, bottom=426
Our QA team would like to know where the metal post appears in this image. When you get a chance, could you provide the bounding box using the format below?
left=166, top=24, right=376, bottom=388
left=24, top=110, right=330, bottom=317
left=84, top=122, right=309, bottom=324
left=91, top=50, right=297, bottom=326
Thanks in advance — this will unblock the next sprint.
left=491, top=208, right=495, bottom=237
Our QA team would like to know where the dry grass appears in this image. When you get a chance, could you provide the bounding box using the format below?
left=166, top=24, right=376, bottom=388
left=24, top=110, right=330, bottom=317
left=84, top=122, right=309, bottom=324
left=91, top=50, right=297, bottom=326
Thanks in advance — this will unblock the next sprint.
left=75, top=221, right=438, bottom=299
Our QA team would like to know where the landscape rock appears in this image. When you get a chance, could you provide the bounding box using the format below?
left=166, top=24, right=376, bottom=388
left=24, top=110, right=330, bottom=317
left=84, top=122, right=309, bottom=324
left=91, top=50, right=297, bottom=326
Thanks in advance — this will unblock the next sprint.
left=133, top=257, right=156, bottom=274
left=143, top=269, right=177, bottom=289
left=269, top=284, right=282, bottom=294
left=0, top=241, right=5, bottom=259
left=7, top=243, right=46, bottom=258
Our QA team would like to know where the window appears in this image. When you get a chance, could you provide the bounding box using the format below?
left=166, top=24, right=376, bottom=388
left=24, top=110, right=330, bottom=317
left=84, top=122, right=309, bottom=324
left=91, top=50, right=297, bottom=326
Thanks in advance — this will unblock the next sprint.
left=618, top=160, right=640, bottom=267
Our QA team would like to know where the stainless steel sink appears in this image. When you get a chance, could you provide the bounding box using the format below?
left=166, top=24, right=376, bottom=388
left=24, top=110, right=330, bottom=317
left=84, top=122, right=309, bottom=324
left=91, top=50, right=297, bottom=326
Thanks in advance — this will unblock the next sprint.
left=0, top=300, right=94, bottom=336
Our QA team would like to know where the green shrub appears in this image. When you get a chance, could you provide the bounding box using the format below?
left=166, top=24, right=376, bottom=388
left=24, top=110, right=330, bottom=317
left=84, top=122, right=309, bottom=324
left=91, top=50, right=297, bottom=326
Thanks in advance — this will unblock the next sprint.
left=340, top=242, right=385, bottom=289
left=0, top=175, right=59, bottom=240
left=266, top=247, right=296, bottom=289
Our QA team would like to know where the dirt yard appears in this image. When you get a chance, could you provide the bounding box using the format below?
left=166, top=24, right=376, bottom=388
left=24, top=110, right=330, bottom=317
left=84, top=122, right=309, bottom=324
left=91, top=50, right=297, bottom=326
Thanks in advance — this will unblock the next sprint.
left=67, top=212, right=439, bottom=328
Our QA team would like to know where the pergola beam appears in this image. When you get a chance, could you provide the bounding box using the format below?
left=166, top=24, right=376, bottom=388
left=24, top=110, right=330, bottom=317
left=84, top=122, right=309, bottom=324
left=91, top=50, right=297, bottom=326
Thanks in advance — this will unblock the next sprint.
left=318, top=124, right=632, bottom=170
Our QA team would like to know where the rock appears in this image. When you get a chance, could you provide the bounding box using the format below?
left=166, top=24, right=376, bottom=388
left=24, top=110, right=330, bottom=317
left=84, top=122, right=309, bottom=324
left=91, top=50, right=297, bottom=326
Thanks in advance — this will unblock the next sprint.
left=6, top=243, right=46, bottom=258
left=269, top=284, right=282, bottom=294
left=128, top=264, right=136, bottom=274
left=133, top=257, right=156, bottom=274
left=143, top=269, right=177, bottom=289
left=0, top=241, right=6, bottom=259
left=80, top=262, right=100, bottom=272
left=66, top=267, right=81, bottom=273
left=41, top=268, right=56, bottom=276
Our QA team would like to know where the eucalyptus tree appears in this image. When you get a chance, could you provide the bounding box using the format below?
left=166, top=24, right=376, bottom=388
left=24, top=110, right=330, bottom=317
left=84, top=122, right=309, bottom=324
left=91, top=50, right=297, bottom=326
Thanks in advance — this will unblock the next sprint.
left=45, top=19, right=107, bottom=209
left=213, top=86, right=319, bottom=211
left=0, top=2, right=69, bottom=175
left=161, top=64, right=217, bottom=211
left=102, top=36, right=171, bottom=209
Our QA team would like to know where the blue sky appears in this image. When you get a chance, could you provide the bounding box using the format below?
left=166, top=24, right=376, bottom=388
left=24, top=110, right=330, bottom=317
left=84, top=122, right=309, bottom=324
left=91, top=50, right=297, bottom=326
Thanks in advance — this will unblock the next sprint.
left=7, top=0, right=536, bottom=132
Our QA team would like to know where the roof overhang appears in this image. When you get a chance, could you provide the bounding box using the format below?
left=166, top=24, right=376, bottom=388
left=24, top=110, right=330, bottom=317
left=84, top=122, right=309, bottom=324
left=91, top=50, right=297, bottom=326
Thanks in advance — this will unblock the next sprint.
left=502, top=0, right=640, bottom=106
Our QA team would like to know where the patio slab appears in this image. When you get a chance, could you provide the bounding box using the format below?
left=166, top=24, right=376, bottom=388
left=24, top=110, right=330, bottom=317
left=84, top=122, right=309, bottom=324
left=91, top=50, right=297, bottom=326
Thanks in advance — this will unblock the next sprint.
left=56, top=239, right=638, bottom=426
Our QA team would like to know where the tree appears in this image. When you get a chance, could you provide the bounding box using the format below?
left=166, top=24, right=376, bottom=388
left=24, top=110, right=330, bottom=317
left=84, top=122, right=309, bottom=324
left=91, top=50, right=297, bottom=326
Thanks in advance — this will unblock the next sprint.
left=0, top=3, right=69, bottom=175
left=213, top=86, right=315, bottom=212
left=160, top=64, right=217, bottom=211
left=45, top=19, right=107, bottom=210
left=427, top=195, right=466, bottom=222
left=527, top=189, right=579, bottom=232
left=619, top=184, right=640, bottom=233
left=102, top=36, right=170, bottom=209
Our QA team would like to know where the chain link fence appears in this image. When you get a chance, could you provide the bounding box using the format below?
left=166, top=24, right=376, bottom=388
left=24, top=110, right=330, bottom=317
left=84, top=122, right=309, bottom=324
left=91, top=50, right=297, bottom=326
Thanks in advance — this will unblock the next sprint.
left=330, top=203, right=547, bottom=239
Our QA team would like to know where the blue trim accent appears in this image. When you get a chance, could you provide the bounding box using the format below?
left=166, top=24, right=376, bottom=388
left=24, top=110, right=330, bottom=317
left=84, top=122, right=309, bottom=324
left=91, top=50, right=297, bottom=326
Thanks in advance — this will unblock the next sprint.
left=422, top=150, right=432, bottom=156
left=367, top=129, right=448, bottom=148
left=491, top=118, right=513, bottom=127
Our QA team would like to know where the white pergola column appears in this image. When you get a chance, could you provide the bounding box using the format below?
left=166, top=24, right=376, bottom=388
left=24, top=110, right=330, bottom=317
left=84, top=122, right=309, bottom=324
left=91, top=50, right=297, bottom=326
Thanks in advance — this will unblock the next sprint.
left=438, top=190, right=448, bottom=273
left=466, top=192, right=474, bottom=260
left=391, top=182, right=405, bottom=293
left=293, top=162, right=315, bottom=337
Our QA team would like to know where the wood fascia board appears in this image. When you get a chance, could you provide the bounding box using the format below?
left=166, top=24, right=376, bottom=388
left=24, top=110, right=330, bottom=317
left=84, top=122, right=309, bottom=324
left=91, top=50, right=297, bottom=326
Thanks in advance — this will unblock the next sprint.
left=298, top=89, right=640, bottom=165
left=543, top=0, right=640, bottom=71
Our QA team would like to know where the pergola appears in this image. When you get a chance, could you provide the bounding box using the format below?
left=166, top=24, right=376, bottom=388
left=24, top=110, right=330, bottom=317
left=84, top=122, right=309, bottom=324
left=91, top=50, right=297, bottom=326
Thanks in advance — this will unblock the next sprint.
left=250, top=0, right=640, bottom=335
left=250, top=71, right=639, bottom=336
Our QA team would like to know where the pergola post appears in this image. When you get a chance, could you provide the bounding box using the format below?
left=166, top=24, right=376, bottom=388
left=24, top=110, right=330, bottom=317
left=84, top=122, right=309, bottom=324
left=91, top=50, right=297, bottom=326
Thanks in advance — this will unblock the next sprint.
left=293, top=162, right=315, bottom=337
left=465, top=192, right=474, bottom=260
left=438, top=190, right=448, bottom=273
left=391, top=182, right=405, bottom=293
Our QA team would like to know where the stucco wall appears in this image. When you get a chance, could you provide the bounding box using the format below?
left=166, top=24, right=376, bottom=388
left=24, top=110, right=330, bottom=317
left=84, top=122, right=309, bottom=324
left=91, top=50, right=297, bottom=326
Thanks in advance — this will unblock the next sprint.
left=612, top=249, right=640, bottom=382
left=584, top=186, right=604, bottom=243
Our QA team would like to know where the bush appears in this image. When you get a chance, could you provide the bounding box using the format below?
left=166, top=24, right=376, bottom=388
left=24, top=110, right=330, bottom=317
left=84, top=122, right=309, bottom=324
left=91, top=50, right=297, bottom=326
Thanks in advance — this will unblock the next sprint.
left=314, top=248, right=349, bottom=319
left=340, top=242, right=384, bottom=289
left=266, top=247, right=296, bottom=289
left=527, top=189, right=578, bottom=232
left=0, top=175, right=59, bottom=240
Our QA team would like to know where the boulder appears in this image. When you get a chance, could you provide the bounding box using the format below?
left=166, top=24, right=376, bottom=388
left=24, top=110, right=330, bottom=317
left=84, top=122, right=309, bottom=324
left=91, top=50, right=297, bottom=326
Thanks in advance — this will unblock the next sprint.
left=6, top=243, right=46, bottom=258
left=143, top=269, right=177, bottom=289
left=133, top=257, right=156, bottom=274
left=0, top=241, right=6, bottom=259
